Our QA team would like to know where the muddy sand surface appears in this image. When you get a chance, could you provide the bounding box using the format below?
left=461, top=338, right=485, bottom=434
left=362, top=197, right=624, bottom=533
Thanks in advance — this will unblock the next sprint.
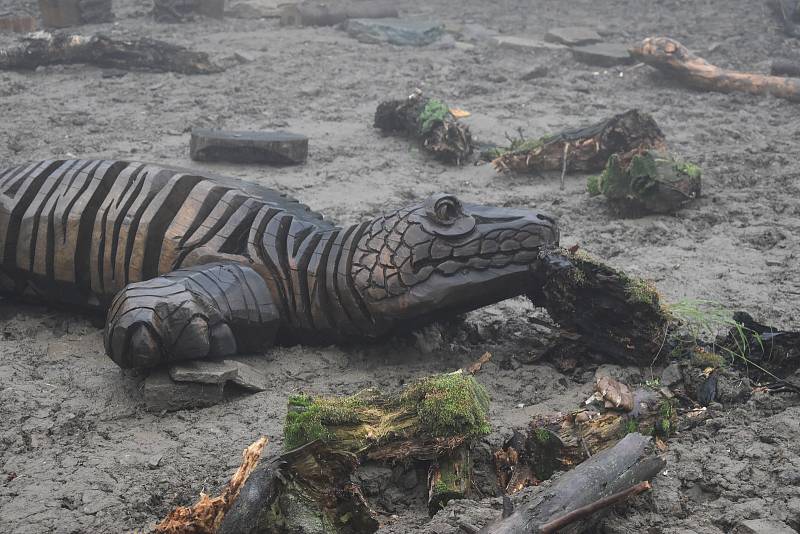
left=1, top=0, right=800, bottom=532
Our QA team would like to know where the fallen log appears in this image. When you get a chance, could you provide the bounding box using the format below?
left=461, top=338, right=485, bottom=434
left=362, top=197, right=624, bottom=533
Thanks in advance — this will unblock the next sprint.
left=587, top=150, right=702, bottom=216
left=211, top=371, right=489, bottom=533
left=0, top=31, right=223, bottom=74
left=484, top=433, right=664, bottom=533
left=630, top=37, right=800, bottom=103
left=280, top=1, right=398, bottom=27
left=374, top=89, right=473, bottom=164
left=490, top=110, right=667, bottom=178
left=527, top=247, right=672, bottom=366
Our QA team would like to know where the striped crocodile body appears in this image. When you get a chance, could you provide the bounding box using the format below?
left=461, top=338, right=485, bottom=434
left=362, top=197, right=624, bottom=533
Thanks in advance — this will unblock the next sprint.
left=0, top=159, right=559, bottom=369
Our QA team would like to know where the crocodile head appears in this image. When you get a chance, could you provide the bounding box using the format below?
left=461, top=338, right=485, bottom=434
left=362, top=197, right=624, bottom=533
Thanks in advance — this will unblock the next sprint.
left=352, top=193, right=559, bottom=332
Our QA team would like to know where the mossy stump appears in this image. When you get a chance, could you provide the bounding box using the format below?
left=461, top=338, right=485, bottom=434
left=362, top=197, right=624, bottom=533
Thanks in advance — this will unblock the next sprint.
left=588, top=150, right=701, bottom=216
left=528, top=248, right=672, bottom=365
left=491, top=109, right=666, bottom=175
left=220, top=371, right=490, bottom=533
left=374, top=90, right=473, bottom=164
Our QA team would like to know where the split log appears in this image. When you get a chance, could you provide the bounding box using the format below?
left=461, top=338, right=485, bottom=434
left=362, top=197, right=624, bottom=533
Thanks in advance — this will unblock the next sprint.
left=490, top=109, right=667, bottom=176
left=156, top=436, right=269, bottom=534
left=0, top=31, right=223, bottom=74
left=214, top=371, right=489, bottom=533
left=374, top=89, right=473, bottom=164
left=484, top=433, right=664, bottom=533
left=587, top=150, right=702, bottom=216
left=527, top=247, right=672, bottom=365
left=280, top=1, right=398, bottom=27
left=630, top=37, right=800, bottom=103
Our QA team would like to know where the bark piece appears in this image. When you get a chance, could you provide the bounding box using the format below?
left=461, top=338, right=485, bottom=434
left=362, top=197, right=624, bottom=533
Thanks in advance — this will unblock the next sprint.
left=189, top=129, right=309, bottom=165
left=492, top=109, right=666, bottom=175
left=428, top=445, right=471, bottom=515
left=375, top=90, right=473, bottom=164
left=0, top=31, right=222, bottom=74
left=572, top=43, right=634, bottom=67
left=485, top=433, right=663, bottom=533
left=280, top=1, right=398, bottom=27
left=587, top=150, right=702, bottom=216
left=631, top=37, right=800, bottom=103
left=595, top=375, right=634, bottom=412
left=144, top=369, right=225, bottom=412
left=771, top=59, right=800, bottom=78
left=0, top=14, right=38, bottom=33
left=544, top=27, right=601, bottom=47
left=527, top=247, right=672, bottom=365
left=156, top=436, right=268, bottom=534
left=345, top=18, right=444, bottom=47
left=153, top=0, right=225, bottom=23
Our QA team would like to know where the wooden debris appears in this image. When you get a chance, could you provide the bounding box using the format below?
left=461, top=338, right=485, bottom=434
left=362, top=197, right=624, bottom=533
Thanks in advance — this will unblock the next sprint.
left=156, top=436, right=268, bottom=534
left=153, top=0, right=225, bottom=23
left=485, top=433, right=663, bottom=533
left=595, top=375, right=634, bottom=412
left=587, top=150, right=702, bottom=216
left=464, top=351, right=492, bottom=375
left=190, top=129, right=309, bottom=165
left=38, top=0, right=113, bottom=27
left=428, top=445, right=471, bottom=515
left=491, top=109, right=666, bottom=176
left=280, top=1, right=398, bottom=27
left=630, top=37, right=800, bottom=103
left=375, top=89, right=473, bottom=164
left=527, top=247, right=672, bottom=365
left=0, top=31, right=222, bottom=74
left=0, top=13, right=38, bottom=33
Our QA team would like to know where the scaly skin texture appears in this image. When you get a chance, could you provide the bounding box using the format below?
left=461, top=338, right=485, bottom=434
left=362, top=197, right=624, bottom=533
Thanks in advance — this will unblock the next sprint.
left=0, top=160, right=558, bottom=368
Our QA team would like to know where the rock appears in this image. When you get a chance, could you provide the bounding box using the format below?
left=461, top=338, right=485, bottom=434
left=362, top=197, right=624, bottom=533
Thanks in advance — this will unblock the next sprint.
left=0, top=14, right=38, bottom=33
left=355, top=464, right=393, bottom=497
left=169, top=360, right=239, bottom=384
left=454, top=41, right=476, bottom=51
left=660, top=363, right=683, bottom=387
left=225, top=1, right=280, bottom=19
left=520, top=65, right=549, bottom=80
left=101, top=68, right=127, bottom=79
left=345, top=18, right=444, bottom=47
left=227, top=360, right=268, bottom=392
left=544, top=27, right=602, bottom=46
left=571, top=43, right=634, bottom=67
left=147, top=455, right=162, bottom=469
left=491, top=35, right=567, bottom=52
left=190, top=129, right=309, bottom=165
left=144, top=369, right=224, bottom=411
left=153, top=0, right=224, bottom=22
left=233, top=51, right=257, bottom=63
left=733, top=519, right=797, bottom=534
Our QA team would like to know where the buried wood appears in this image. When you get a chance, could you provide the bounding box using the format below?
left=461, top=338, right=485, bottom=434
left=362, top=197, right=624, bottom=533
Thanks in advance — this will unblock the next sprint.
left=206, top=371, right=489, bottom=533
left=0, top=31, right=222, bottom=74
left=374, top=89, right=473, bottom=164
left=630, top=37, right=800, bottom=103
left=587, top=150, right=702, bottom=216
left=483, top=433, right=664, bottom=533
left=489, top=109, right=667, bottom=176
left=527, top=247, right=672, bottom=366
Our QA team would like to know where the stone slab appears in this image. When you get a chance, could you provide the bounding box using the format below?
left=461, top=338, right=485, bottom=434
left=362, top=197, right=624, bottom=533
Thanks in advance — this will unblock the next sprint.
left=190, top=129, right=309, bottom=165
left=571, top=43, right=634, bottom=67
left=345, top=18, right=444, bottom=47
left=544, top=26, right=602, bottom=46
left=228, top=360, right=268, bottom=392
left=491, top=35, right=567, bottom=52
left=144, top=369, right=224, bottom=411
left=0, top=14, right=38, bottom=32
left=169, top=360, right=239, bottom=384
left=733, top=519, right=798, bottom=534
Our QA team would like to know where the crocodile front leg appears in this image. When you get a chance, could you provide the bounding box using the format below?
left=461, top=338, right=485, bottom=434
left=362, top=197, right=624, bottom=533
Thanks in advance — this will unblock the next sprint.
left=104, top=263, right=280, bottom=368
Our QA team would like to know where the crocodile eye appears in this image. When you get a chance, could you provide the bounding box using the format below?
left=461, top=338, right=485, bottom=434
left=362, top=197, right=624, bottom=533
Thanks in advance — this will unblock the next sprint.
left=434, top=197, right=460, bottom=225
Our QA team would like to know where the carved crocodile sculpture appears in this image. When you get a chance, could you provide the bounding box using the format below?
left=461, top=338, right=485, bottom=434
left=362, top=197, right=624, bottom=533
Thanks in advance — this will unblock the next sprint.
left=0, top=159, right=559, bottom=369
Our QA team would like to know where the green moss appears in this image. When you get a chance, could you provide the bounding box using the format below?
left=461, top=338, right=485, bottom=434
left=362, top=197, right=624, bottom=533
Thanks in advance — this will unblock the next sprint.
left=625, top=419, right=639, bottom=434
left=419, top=99, right=451, bottom=135
left=402, top=371, right=491, bottom=439
left=625, top=277, right=660, bottom=307
left=509, top=136, right=547, bottom=153
left=283, top=393, right=366, bottom=451
left=587, top=175, right=601, bottom=196
left=534, top=427, right=551, bottom=443
left=654, top=399, right=676, bottom=437
left=690, top=349, right=725, bottom=369
left=676, top=161, right=702, bottom=179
